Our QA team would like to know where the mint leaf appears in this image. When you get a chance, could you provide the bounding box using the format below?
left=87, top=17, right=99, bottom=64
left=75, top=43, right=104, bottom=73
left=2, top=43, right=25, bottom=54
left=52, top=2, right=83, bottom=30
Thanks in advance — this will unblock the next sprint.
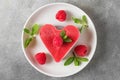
left=82, top=15, right=88, bottom=27
left=63, top=35, right=67, bottom=39
left=72, top=17, right=82, bottom=24
left=60, top=30, right=72, bottom=43
left=80, top=26, right=84, bottom=33
left=80, top=25, right=88, bottom=33
left=24, top=38, right=32, bottom=48
left=82, top=15, right=87, bottom=23
left=64, top=57, right=74, bottom=66
left=77, top=57, right=88, bottom=62
left=64, top=38, right=72, bottom=42
left=60, top=30, right=66, bottom=38
left=24, top=28, right=30, bottom=34
left=31, top=24, right=39, bottom=35
left=74, top=58, right=80, bottom=66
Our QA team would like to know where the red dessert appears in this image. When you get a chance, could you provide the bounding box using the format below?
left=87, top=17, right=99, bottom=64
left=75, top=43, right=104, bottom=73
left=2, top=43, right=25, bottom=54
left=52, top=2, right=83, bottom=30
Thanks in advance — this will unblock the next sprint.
left=40, top=24, right=80, bottom=62
left=74, top=45, right=87, bottom=57
left=56, top=10, right=66, bottom=22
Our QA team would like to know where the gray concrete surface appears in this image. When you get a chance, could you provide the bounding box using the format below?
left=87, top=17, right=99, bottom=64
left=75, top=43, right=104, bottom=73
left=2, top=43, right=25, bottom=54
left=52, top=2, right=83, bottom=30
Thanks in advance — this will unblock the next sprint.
left=0, top=0, right=120, bottom=80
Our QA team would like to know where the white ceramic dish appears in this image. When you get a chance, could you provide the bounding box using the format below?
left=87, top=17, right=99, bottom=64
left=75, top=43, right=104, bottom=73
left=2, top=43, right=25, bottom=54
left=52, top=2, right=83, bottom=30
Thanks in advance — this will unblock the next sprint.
left=22, top=3, right=97, bottom=77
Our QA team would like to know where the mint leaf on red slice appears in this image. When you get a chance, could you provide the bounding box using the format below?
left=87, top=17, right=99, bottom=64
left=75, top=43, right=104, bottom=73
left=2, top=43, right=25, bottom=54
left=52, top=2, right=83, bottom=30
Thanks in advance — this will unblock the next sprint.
left=60, top=30, right=72, bottom=43
left=60, top=30, right=66, bottom=38
left=63, top=35, right=67, bottom=39
left=64, top=37, right=72, bottom=42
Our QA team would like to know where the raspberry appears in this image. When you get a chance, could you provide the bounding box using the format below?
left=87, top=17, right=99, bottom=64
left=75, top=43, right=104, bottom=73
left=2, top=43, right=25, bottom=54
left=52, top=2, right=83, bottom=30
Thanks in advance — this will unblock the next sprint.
left=56, top=10, right=66, bottom=22
left=53, top=36, right=63, bottom=47
left=74, top=45, right=87, bottom=57
left=35, top=52, right=46, bottom=65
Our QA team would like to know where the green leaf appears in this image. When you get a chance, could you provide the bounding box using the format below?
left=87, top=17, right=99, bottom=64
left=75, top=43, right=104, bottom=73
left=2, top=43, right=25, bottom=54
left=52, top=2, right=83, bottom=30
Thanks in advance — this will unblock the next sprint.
left=82, top=15, right=87, bottom=23
left=64, top=57, right=74, bottom=66
left=24, top=38, right=32, bottom=48
left=72, top=17, right=82, bottom=24
left=74, top=58, right=80, bottom=66
left=63, top=35, right=67, bottom=39
left=24, top=28, right=30, bottom=34
left=31, top=24, right=39, bottom=35
left=82, top=22, right=87, bottom=26
left=80, top=26, right=88, bottom=33
left=77, top=57, right=89, bottom=62
left=82, top=15, right=88, bottom=27
left=80, top=26, right=84, bottom=33
left=60, top=30, right=66, bottom=38
left=64, top=38, right=72, bottom=42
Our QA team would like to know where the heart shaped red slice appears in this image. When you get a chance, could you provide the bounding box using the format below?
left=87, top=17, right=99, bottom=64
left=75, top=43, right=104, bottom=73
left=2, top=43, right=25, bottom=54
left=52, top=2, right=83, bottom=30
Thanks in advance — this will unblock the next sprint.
left=40, top=24, right=80, bottom=62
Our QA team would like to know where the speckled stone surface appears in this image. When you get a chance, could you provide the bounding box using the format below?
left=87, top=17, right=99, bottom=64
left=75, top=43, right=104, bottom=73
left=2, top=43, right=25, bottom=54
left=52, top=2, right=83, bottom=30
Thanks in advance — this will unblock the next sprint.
left=0, top=0, right=120, bottom=80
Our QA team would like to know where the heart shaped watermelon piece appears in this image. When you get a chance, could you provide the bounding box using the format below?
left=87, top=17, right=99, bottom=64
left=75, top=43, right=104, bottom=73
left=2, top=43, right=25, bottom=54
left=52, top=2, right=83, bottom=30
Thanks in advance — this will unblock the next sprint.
left=40, top=24, right=80, bottom=62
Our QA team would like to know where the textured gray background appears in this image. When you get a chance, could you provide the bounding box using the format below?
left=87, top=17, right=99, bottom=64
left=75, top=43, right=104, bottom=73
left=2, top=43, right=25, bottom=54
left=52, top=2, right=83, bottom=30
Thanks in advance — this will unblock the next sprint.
left=0, top=0, right=120, bottom=80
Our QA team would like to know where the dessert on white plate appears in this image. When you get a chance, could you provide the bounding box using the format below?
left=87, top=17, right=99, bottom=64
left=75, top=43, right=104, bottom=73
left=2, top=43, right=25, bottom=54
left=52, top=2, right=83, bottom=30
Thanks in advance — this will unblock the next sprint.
left=22, top=3, right=97, bottom=77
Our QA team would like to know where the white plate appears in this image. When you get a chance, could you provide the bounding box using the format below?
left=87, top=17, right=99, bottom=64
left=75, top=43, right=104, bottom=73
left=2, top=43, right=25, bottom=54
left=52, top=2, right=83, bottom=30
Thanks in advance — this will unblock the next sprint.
left=22, top=3, right=97, bottom=77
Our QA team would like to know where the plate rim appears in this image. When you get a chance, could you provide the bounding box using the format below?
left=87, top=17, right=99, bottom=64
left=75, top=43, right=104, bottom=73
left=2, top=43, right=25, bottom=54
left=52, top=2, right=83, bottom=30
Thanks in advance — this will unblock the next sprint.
left=21, top=2, right=97, bottom=77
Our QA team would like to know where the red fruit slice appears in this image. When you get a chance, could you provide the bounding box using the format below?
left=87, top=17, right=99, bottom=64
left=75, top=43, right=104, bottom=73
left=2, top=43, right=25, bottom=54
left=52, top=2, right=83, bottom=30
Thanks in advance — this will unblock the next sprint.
left=74, top=45, right=87, bottom=57
left=35, top=52, right=46, bottom=65
left=40, top=24, right=80, bottom=62
left=56, top=10, right=66, bottom=22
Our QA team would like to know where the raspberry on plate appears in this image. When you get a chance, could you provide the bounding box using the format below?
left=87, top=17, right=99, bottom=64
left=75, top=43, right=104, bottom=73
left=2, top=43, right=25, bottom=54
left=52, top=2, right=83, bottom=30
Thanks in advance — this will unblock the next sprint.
left=35, top=52, right=46, bottom=65
left=74, top=45, right=87, bottom=57
left=56, top=10, right=66, bottom=22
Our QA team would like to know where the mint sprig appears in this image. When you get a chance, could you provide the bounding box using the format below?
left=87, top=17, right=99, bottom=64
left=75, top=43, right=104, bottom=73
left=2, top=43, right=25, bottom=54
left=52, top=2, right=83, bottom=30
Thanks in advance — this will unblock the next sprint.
left=24, top=24, right=39, bottom=48
left=72, top=15, right=88, bottom=33
left=64, top=52, right=89, bottom=66
left=60, top=30, right=72, bottom=43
